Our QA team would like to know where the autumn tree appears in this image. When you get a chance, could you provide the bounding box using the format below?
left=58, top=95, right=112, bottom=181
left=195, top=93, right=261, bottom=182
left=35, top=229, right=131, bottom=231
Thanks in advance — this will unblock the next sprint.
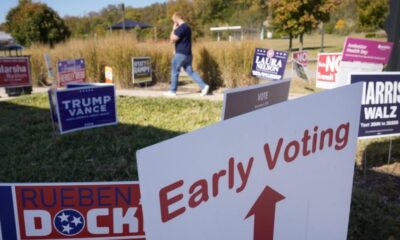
left=355, top=0, right=388, bottom=32
left=271, top=0, right=340, bottom=50
left=6, top=0, right=70, bottom=46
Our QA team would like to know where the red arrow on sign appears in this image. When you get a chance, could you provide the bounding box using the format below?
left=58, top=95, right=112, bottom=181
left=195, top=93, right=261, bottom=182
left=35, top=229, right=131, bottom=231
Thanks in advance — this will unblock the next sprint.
left=245, top=186, right=285, bottom=240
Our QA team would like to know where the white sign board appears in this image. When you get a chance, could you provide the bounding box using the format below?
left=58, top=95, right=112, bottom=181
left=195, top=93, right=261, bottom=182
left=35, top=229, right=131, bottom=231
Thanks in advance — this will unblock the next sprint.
left=137, top=83, right=363, bottom=240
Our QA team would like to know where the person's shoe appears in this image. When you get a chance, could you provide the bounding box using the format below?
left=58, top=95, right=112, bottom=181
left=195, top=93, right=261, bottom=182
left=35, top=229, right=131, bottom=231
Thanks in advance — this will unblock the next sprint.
left=163, top=91, right=177, bottom=97
left=201, top=85, right=210, bottom=96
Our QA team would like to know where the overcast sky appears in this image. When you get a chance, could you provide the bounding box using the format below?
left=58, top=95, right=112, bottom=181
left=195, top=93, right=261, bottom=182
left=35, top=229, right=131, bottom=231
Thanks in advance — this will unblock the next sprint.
left=1, top=0, right=166, bottom=24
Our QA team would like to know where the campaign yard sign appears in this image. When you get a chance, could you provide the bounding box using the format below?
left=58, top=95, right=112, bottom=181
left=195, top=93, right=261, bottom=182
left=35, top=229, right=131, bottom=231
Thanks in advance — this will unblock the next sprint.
left=57, top=58, right=86, bottom=87
left=0, top=57, right=32, bottom=88
left=351, top=73, right=400, bottom=139
left=137, top=83, right=363, bottom=240
left=132, top=57, right=152, bottom=84
left=316, top=53, right=342, bottom=89
left=341, top=37, right=393, bottom=64
left=49, top=84, right=117, bottom=134
left=44, top=53, right=55, bottom=81
left=292, top=51, right=309, bottom=82
left=252, top=48, right=288, bottom=80
left=0, top=182, right=145, bottom=240
left=105, top=66, right=113, bottom=83
left=336, top=38, right=393, bottom=88
left=222, top=79, right=291, bottom=120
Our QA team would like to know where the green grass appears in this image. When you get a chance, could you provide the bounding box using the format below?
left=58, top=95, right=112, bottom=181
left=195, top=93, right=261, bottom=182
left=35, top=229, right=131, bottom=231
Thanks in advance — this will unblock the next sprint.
left=0, top=94, right=399, bottom=239
left=0, top=94, right=221, bottom=182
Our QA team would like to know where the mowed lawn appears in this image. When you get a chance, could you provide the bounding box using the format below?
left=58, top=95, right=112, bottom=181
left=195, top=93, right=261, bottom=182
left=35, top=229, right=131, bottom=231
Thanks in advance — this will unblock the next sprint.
left=0, top=94, right=221, bottom=182
left=0, top=93, right=400, bottom=239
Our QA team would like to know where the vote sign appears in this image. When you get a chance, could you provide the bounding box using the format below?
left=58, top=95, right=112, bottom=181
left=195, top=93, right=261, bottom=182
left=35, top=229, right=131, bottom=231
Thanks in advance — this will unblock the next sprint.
left=222, top=79, right=290, bottom=120
left=351, top=72, right=400, bottom=138
left=58, top=58, right=86, bottom=87
left=54, top=85, right=117, bottom=134
left=0, top=57, right=32, bottom=88
left=251, top=48, right=288, bottom=80
left=137, top=84, right=363, bottom=240
left=0, top=182, right=145, bottom=240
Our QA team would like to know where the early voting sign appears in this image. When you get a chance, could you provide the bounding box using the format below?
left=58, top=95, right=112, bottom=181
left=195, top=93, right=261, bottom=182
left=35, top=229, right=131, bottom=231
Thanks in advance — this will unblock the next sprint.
left=316, top=53, right=342, bottom=89
left=137, top=83, right=363, bottom=240
left=292, top=51, right=309, bottom=81
left=0, top=57, right=32, bottom=88
left=49, top=84, right=117, bottom=134
left=351, top=73, right=400, bottom=138
left=58, top=58, right=86, bottom=87
left=222, top=79, right=291, bottom=120
left=132, top=57, right=152, bottom=84
left=0, top=182, right=145, bottom=239
left=252, top=48, right=288, bottom=80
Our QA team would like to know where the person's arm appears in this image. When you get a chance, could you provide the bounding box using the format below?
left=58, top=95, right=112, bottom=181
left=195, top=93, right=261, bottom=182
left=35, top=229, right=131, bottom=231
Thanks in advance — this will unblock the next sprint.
left=170, top=24, right=181, bottom=43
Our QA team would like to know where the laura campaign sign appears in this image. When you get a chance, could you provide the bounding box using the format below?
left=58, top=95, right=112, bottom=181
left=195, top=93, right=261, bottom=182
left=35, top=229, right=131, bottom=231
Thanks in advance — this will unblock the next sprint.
left=222, top=79, right=290, bottom=120
left=137, top=83, right=363, bottom=240
left=53, top=84, right=117, bottom=134
left=292, top=51, right=309, bottom=82
left=132, top=57, right=152, bottom=84
left=351, top=73, right=400, bottom=138
left=0, top=182, right=145, bottom=240
left=0, top=57, right=32, bottom=88
left=316, top=53, right=342, bottom=89
left=58, top=58, right=86, bottom=87
left=252, top=48, right=288, bottom=80
left=341, top=37, right=393, bottom=64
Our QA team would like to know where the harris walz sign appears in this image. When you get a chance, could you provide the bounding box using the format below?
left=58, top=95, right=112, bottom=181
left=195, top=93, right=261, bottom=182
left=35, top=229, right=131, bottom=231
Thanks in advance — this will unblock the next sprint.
left=251, top=48, right=288, bottom=80
left=351, top=73, right=400, bottom=138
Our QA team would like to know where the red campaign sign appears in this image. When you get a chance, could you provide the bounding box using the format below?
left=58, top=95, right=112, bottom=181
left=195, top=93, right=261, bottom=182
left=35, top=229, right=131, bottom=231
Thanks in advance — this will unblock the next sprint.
left=292, top=51, right=308, bottom=67
left=0, top=57, right=32, bottom=88
left=13, top=182, right=145, bottom=239
left=316, top=53, right=342, bottom=83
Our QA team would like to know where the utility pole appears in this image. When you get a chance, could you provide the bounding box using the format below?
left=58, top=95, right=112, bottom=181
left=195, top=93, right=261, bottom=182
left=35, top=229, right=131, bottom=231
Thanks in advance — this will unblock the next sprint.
left=121, top=3, right=126, bottom=31
left=320, top=22, right=325, bottom=53
left=385, top=0, right=400, bottom=70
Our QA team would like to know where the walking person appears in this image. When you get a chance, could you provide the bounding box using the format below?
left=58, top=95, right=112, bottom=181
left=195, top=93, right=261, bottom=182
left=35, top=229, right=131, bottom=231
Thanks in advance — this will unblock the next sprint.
left=164, top=12, right=209, bottom=97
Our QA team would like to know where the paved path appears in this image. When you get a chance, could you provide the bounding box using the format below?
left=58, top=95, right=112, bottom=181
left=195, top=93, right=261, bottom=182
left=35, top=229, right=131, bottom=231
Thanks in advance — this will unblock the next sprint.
left=0, top=86, right=304, bottom=102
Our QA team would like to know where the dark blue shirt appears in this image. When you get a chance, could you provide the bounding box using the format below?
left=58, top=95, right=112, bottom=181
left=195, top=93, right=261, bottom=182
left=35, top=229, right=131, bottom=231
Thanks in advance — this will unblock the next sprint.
left=174, top=23, right=192, bottom=55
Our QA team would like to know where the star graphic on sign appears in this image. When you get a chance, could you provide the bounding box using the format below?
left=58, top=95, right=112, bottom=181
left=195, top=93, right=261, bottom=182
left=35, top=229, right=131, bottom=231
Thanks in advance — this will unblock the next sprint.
left=62, top=224, right=73, bottom=234
left=71, top=216, right=82, bottom=227
left=58, top=212, right=70, bottom=223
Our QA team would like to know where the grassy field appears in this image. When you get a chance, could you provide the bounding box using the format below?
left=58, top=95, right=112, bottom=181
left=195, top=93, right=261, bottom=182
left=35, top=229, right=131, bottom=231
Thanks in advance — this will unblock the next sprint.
left=0, top=94, right=399, bottom=239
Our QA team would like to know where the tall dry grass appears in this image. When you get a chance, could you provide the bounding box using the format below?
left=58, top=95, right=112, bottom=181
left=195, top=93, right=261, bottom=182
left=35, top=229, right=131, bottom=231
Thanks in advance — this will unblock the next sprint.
left=26, top=33, right=262, bottom=88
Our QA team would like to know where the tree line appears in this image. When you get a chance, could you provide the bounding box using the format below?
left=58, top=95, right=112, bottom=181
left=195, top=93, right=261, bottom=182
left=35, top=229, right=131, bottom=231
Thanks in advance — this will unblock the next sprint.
left=2, top=0, right=389, bottom=47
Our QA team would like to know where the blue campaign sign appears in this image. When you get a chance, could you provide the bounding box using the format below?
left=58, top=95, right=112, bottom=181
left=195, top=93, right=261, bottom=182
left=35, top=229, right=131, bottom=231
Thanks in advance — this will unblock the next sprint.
left=57, top=58, right=86, bottom=87
left=252, top=48, right=289, bottom=80
left=351, top=73, right=400, bottom=138
left=55, top=85, right=118, bottom=134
